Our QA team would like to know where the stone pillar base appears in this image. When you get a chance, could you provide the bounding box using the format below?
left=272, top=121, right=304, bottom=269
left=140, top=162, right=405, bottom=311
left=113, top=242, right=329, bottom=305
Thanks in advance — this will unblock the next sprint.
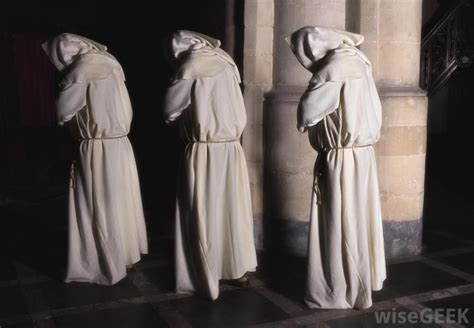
left=254, top=217, right=423, bottom=259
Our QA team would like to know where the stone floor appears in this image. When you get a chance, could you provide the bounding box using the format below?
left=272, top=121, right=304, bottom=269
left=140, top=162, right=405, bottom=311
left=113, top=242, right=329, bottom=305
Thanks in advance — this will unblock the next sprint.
left=0, top=225, right=474, bottom=328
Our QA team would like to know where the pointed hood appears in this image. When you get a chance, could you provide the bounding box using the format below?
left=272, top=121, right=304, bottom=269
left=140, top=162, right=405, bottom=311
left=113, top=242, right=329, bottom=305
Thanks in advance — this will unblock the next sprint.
left=42, top=33, right=125, bottom=86
left=164, top=30, right=241, bottom=82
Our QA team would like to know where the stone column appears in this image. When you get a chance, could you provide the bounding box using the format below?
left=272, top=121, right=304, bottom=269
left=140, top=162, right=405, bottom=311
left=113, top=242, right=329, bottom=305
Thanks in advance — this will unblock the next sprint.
left=263, top=0, right=345, bottom=256
left=244, top=0, right=427, bottom=258
left=347, top=0, right=428, bottom=258
left=241, top=0, right=274, bottom=250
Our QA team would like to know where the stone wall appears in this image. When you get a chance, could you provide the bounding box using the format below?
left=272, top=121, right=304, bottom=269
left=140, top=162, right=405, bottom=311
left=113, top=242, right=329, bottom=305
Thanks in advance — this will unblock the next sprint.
left=241, top=0, right=428, bottom=258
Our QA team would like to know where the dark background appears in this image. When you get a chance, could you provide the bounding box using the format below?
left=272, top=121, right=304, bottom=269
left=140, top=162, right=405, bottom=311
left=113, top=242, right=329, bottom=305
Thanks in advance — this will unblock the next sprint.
left=0, top=2, right=242, bottom=277
left=0, top=2, right=235, bottom=224
left=1, top=0, right=473, bottom=278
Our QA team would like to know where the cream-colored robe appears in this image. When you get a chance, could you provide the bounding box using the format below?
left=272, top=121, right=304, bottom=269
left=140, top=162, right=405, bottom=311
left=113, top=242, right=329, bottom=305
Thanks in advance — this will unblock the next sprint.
left=163, top=31, right=257, bottom=300
left=43, top=34, right=148, bottom=285
left=287, top=26, right=386, bottom=309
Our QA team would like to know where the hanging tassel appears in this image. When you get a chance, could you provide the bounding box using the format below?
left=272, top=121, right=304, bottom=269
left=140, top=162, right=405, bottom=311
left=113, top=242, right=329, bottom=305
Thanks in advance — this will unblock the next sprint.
left=313, top=151, right=326, bottom=205
left=313, top=172, right=323, bottom=205
left=69, top=139, right=80, bottom=189
left=69, top=160, right=76, bottom=189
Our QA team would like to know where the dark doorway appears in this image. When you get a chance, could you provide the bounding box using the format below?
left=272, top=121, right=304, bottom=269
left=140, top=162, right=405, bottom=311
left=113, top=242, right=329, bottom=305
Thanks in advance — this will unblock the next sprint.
left=421, top=0, right=474, bottom=250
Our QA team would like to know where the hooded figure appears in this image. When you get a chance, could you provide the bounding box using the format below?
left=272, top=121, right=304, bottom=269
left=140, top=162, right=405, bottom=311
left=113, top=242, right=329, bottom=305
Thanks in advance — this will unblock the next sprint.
left=163, top=30, right=257, bottom=300
left=286, top=26, right=386, bottom=309
left=43, top=33, right=148, bottom=285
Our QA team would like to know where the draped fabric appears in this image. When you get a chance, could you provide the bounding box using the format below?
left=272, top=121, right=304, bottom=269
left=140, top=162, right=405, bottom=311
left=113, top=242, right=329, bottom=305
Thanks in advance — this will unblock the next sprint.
left=163, top=30, right=241, bottom=82
left=163, top=31, right=257, bottom=300
left=287, top=26, right=386, bottom=309
left=43, top=33, right=148, bottom=285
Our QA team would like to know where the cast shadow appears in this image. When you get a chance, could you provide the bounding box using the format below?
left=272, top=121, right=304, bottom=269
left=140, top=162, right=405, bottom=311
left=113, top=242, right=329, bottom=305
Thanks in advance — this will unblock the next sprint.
left=0, top=189, right=69, bottom=281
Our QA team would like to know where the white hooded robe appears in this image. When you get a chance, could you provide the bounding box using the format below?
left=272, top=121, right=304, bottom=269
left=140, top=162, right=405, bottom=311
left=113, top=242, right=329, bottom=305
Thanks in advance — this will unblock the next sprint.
left=163, top=31, right=257, bottom=300
left=43, top=33, right=148, bottom=285
left=286, top=26, right=386, bottom=309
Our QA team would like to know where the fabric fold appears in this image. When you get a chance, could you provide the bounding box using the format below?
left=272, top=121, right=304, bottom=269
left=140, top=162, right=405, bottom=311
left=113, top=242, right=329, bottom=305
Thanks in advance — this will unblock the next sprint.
left=287, top=26, right=386, bottom=309
left=164, top=30, right=257, bottom=300
left=43, top=33, right=148, bottom=285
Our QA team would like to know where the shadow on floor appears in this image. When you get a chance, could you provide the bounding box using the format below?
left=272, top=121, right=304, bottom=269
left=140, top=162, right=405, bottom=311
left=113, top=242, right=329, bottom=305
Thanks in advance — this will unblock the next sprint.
left=0, top=187, right=68, bottom=281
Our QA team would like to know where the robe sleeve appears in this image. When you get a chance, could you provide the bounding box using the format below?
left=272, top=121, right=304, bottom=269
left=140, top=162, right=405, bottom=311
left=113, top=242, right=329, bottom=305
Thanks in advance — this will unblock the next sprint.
left=56, top=83, right=88, bottom=126
left=163, top=79, right=194, bottom=124
left=297, top=81, right=343, bottom=132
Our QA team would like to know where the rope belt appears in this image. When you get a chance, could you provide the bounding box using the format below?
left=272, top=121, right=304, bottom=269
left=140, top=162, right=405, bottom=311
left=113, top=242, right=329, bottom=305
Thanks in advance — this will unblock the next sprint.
left=322, top=144, right=371, bottom=152
left=190, top=139, right=239, bottom=144
left=314, top=144, right=373, bottom=205
left=70, top=134, right=128, bottom=189
left=77, top=134, right=128, bottom=141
